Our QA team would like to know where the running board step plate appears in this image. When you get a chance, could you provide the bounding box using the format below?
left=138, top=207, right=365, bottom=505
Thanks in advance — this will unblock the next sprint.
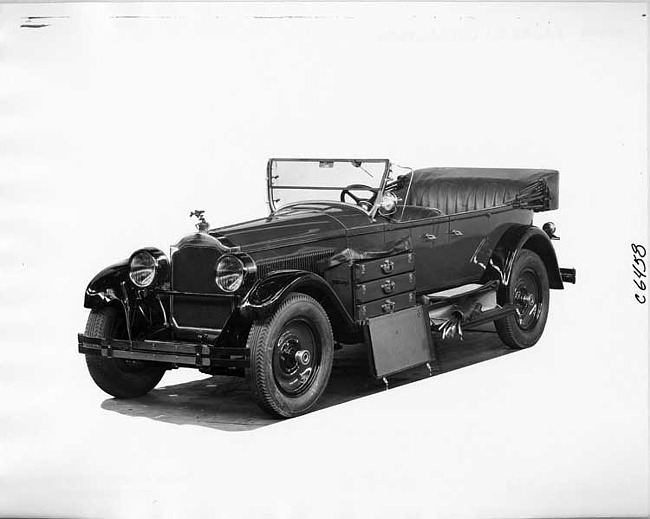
left=422, top=280, right=500, bottom=306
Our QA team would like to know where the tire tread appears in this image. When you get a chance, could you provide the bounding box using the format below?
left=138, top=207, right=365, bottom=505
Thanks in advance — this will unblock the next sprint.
left=495, top=249, right=550, bottom=349
left=84, top=306, right=165, bottom=398
left=247, top=293, right=333, bottom=418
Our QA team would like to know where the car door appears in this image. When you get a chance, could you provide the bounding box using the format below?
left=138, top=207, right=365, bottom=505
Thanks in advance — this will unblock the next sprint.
left=384, top=215, right=449, bottom=293
left=443, top=209, right=492, bottom=286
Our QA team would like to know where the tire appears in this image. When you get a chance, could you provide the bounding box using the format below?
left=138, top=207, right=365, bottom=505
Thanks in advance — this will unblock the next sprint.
left=84, top=306, right=166, bottom=398
left=247, top=293, right=334, bottom=418
left=495, top=249, right=550, bottom=349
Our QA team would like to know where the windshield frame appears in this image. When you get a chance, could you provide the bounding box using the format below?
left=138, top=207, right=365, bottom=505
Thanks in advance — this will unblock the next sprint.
left=266, top=158, right=392, bottom=218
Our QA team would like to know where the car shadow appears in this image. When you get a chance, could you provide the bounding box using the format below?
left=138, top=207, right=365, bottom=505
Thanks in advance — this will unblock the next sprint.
left=101, top=331, right=513, bottom=431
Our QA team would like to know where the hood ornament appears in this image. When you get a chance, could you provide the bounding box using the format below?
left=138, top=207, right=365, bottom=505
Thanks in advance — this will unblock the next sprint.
left=190, top=210, right=210, bottom=233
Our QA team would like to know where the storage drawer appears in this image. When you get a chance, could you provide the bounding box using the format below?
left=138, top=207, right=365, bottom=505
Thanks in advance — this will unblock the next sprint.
left=354, top=252, right=414, bottom=283
left=356, top=291, right=416, bottom=321
left=355, top=271, right=416, bottom=304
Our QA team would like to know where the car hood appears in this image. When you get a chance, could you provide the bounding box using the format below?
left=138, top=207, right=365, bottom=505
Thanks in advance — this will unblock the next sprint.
left=210, top=206, right=363, bottom=253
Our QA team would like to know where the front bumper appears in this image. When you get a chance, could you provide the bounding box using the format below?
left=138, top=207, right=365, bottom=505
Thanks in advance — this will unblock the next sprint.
left=78, top=334, right=250, bottom=368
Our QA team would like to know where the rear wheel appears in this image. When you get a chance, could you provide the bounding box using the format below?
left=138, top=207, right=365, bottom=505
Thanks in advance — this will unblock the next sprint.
left=247, top=293, right=334, bottom=418
left=84, top=306, right=166, bottom=398
left=495, top=249, right=550, bottom=349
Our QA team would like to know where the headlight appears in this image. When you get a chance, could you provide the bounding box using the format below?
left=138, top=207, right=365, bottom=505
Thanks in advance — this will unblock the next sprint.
left=215, top=255, right=245, bottom=292
left=129, top=251, right=157, bottom=288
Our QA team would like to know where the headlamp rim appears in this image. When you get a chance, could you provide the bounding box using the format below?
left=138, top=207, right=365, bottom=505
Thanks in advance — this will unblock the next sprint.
left=128, top=248, right=169, bottom=288
left=215, top=254, right=246, bottom=292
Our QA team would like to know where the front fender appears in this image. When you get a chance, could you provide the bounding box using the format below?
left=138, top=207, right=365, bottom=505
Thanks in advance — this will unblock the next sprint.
left=84, top=259, right=129, bottom=308
left=239, top=270, right=357, bottom=332
left=481, top=225, right=563, bottom=290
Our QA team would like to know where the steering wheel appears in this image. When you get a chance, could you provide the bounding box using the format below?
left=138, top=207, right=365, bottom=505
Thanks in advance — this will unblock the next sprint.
left=340, top=184, right=378, bottom=211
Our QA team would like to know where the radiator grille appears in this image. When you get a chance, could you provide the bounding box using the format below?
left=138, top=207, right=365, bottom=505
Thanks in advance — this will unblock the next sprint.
left=172, top=246, right=221, bottom=294
left=171, top=246, right=232, bottom=330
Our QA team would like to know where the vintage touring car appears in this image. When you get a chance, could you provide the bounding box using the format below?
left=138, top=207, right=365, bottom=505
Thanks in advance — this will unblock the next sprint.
left=78, top=158, right=575, bottom=417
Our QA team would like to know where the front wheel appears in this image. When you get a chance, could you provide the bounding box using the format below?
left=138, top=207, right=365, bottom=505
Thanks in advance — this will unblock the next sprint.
left=247, top=293, right=334, bottom=418
left=495, top=249, right=550, bottom=349
left=84, top=306, right=166, bottom=398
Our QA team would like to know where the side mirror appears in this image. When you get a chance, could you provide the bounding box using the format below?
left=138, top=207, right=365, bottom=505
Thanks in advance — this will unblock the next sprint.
left=378, top=192, right=398, bottom=216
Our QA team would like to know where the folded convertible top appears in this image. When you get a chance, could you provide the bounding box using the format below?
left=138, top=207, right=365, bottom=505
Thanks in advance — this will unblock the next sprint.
left=405, top=167, right=559, bottom=213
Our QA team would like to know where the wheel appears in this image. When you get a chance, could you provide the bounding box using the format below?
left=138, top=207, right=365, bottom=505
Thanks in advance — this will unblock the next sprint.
left=247, top=293, right=334, bottom=418
left=84, top=306, right=166, bottom=398
left=495, top=249, right=550, bottom=349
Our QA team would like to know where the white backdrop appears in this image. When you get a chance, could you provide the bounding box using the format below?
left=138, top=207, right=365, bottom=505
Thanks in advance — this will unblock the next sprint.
left=0, top=2, right=647, bottom=518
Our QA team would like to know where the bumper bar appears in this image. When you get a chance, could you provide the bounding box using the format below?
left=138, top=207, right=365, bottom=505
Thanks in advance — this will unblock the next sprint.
left=78, top=334, right=250, bottom=368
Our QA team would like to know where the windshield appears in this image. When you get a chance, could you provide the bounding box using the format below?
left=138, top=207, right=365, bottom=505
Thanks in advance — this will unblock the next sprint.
left=267, top=158, right=391, bottom=214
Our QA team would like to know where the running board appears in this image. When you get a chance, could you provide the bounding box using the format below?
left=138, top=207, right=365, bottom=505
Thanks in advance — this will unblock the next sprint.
left=422, top=280, right=510, bottom=339
left=422, top=280, right=500, bottom=308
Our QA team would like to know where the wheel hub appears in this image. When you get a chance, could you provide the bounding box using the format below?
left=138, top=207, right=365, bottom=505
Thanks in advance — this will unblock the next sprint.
left=279, top=339, right=300, bottom=372
left=513, top=270, right=543, bottom=330
left=515, top=292, right=535, bottom=307
left=273, top=320, right=320, bottom=396
left=295, top=350, right=311, bottom=366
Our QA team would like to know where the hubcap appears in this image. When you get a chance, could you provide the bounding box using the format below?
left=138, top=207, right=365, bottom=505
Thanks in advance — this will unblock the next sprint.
left=295, top=350, right=311, bottom=366
left=513, top=269, right=543, bottom=330
left=273, top=319, right=320, bottom=396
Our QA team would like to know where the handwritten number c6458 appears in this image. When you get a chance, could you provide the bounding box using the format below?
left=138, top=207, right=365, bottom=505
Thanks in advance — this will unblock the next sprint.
left=632, top=243, right=647, bottom=303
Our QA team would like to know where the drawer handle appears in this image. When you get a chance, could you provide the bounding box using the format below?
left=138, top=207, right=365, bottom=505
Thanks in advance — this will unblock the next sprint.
left=380, top=259, right=395, bottom=274
left=381, top=299, right=396, bottom=313
left=381, top=280, right=395, bottom=294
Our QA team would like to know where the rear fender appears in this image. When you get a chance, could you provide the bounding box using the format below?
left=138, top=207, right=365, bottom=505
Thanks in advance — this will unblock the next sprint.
left=481, top=225, right=563, bottom=290
left=239, top=270, right=358, bottom=338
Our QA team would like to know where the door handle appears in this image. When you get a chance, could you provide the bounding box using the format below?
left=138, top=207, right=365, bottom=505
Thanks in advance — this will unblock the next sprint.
left=447, top=229, right=463, bottom=236
left=422, top=233, right=437, bottom=242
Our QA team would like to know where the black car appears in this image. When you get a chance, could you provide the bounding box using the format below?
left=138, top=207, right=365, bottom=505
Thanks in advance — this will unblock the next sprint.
left=79, top=158, right=575, bottom=417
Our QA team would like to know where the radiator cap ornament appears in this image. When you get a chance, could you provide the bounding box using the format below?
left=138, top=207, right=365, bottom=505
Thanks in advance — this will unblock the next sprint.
left=190, top=210, right=210, bottom=233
